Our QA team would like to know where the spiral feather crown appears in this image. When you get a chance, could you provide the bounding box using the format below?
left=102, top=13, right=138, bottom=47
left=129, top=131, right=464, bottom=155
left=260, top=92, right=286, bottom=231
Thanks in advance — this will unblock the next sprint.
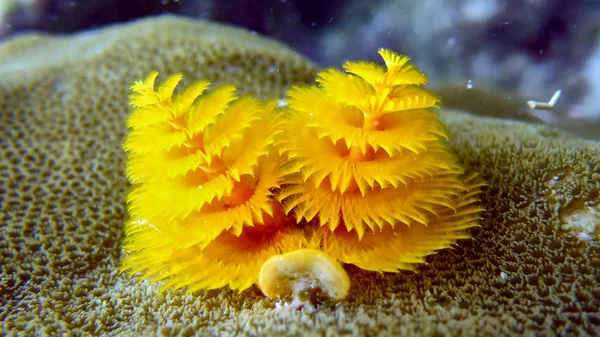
left=121, top=49, right=485, bottom=295
left=121, top=72, right=297, bottom=292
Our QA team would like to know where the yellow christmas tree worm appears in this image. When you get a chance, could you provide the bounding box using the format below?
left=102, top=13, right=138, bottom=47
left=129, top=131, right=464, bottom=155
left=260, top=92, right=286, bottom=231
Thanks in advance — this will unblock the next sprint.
left=121, top=49, right=485, bottom=299
left=277, top=49, right=485, bottom=272
left=120, top=72, right=312, bottom=291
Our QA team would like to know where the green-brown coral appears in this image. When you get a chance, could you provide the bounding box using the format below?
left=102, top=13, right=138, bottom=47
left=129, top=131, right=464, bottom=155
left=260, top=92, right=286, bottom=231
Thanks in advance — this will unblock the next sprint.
left=1, top=15, right=599, bottom=337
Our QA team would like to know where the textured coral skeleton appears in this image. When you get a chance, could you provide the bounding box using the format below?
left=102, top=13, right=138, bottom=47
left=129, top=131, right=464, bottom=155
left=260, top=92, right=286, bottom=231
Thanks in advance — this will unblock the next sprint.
left=121, top=49, right=485, bottom=300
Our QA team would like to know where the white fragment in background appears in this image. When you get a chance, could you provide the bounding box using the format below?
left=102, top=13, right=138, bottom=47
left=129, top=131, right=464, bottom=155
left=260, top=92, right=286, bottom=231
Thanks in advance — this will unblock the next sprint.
left=527, top=90, right=562, bottom=110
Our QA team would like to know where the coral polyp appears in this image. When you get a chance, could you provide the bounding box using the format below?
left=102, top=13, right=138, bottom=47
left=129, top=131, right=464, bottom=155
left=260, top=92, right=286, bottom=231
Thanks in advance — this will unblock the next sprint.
left=121, top=49, right=485, bottom=299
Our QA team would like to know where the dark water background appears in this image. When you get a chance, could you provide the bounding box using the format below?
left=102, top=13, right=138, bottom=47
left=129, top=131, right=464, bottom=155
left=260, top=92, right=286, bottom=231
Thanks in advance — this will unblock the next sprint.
left=2, top=0, right=600, bottom=132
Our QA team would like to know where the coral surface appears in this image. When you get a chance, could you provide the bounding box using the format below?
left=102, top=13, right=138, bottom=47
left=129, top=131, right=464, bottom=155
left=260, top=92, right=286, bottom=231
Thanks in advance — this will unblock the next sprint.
left=1, top=15, right=599, bottom=337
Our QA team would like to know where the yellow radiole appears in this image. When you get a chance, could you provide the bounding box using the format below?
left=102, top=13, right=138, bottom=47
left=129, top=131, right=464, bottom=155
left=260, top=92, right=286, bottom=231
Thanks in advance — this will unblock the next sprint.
left=120, top=49, right=485, bottom=303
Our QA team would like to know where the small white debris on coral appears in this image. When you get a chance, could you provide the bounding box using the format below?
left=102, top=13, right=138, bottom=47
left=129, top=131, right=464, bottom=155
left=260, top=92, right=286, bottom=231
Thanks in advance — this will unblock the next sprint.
left=562, top=206, right=599, bottom=241
left=500, top=272, right=507, bottom=280
left=273, top=296, right=317, bottom=313
left=277, top=99, right=287, bottom=107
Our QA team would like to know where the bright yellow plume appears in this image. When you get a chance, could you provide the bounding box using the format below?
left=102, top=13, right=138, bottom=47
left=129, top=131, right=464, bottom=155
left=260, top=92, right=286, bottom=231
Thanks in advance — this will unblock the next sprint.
left=121, top=49, right=485, bottom=298
left=121, top=72, right=304, bottom=291
left=278, top=48, right=484, bottom=260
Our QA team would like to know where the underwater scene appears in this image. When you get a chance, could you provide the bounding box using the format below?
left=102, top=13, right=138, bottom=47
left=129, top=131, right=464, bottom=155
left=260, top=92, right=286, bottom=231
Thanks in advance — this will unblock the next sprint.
left=1, top=1, right=599, bottom=336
